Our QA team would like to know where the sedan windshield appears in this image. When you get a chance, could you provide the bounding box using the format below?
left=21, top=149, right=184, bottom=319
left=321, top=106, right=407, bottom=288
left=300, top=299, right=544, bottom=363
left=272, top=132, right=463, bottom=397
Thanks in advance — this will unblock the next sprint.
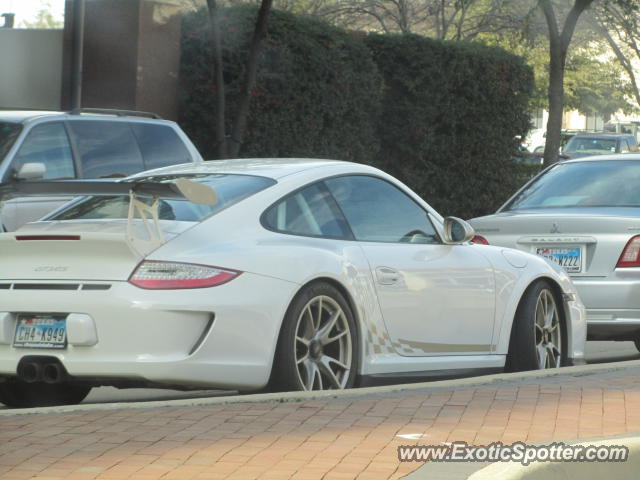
left=50, top=173, right=276, bottom=222
left=563, top=137, right=617, bottom=155
left=504, top=160, right=640, bottom=210
left=0, top=122, right=22, bottom=159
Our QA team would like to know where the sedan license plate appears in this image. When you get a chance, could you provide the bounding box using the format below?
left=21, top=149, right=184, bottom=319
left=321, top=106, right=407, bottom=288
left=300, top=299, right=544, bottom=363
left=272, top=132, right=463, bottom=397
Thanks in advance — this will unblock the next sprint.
left=536, top=246, right=582, bottom=273
left=13, top=315, right=67, bottom=349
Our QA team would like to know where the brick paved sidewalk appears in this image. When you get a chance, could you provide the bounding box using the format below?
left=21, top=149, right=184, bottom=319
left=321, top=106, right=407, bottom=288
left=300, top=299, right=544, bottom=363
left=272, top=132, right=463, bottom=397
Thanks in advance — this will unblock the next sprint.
left=2, top=365, right=640, bottom=480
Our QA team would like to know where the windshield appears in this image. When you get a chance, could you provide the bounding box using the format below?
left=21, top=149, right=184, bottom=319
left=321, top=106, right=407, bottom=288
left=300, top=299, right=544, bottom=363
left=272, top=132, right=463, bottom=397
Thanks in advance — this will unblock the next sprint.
left=50, top=173, right=276, bottom=222
left=503, top=160, right=640, bottom=210
left=0, top=122, right=22, bottom=159
left=563, top=137, right=618, bottom=155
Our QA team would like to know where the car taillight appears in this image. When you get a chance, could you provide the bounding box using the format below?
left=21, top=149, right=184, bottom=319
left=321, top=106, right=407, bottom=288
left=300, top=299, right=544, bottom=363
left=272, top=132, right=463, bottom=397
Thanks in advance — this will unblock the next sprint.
left=616, top=235, right=640, bottom=268
left=129, top=261, right=241, bottom=289
left=471, top=235, right=490, bottom=245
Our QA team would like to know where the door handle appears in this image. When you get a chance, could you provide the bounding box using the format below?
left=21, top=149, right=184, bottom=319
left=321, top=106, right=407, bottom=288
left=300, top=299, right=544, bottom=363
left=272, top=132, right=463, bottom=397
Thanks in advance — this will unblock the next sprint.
left=375, top=266, right=400, bottom=285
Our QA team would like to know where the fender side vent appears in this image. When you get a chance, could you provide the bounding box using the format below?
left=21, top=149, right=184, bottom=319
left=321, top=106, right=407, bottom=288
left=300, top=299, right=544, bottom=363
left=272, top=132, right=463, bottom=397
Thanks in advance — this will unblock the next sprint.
left=13, top=283, right=80, bottom=290
left=81, top=284, right=111, bottom=291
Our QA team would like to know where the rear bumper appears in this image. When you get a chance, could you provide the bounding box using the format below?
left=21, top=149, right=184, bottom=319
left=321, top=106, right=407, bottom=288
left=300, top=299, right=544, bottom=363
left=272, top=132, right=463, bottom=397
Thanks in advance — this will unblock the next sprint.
left=572, top=277, right=640, bottom=340
left=0, top=273, right=296, bottom=390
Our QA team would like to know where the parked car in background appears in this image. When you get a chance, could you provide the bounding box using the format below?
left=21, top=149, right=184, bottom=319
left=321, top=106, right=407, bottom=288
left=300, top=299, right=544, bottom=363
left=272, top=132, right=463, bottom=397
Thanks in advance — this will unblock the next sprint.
left=562, top=133, right=638, bottom=159
left=523, top=128, right=546, bottom=153
left=470, top=154, right=640, bottom=349
left=511, top=143, right=543, bottom=166
left=0, top=109, right=202, bottom=231
left=0, top=158, right=585, bottom=407
left=523, top=129, right=582, bottom=155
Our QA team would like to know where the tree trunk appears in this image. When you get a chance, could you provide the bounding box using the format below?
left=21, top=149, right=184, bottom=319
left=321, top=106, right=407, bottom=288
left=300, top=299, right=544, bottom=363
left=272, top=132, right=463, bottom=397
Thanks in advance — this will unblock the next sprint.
left=206, top=0, right=227, bottom=159
left=228, top=0, right=273, bottom=158
left=540, top=0, right=594, bottom=165
left=545, top=38, right=565, bottom=165
left=598, top=23, right=640, bottom=108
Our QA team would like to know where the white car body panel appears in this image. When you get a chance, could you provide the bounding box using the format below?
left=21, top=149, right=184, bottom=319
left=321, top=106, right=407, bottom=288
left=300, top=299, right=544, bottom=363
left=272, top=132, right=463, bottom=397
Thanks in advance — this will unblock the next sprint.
left=0, top=159, right=586, bottom=390
left=360, top=242, right=496, bottom=356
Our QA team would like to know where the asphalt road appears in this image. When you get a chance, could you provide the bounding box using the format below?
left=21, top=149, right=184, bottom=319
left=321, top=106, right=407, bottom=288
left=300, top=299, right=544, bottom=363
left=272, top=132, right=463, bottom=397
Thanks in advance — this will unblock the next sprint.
left=1, top=341, right=639, bottom=410
left=80, top=341, right=640, bottom=404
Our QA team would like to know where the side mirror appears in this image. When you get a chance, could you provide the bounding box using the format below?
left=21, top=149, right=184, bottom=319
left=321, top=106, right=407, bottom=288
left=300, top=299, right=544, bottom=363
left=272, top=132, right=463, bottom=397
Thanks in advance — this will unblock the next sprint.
left=443, top=217, right=475, bottom=244
left=15, top=162, right=46, bottom=181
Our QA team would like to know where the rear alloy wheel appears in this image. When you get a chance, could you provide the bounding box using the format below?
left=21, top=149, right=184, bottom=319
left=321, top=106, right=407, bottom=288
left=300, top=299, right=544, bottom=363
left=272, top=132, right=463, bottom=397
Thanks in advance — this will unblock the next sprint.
left=507, top=280, right=565, bottom=371
left=0, top=380, right=91, bottom=408
left=273, top=282, right=358, bottom=391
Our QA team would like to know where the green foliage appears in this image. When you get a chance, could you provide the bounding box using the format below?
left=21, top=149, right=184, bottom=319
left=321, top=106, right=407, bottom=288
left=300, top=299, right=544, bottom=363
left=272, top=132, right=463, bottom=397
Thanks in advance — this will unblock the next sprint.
left=179, top=5, right=383, bottom=163
left=482, top=32, right=637, bottom=118
left=565, top=51, right=636, bottom=119
left=364, top=33, right=534, bottom=218
left=179, top=6, right=535, bottom=219
left=21, top=8, right=63, bottom=29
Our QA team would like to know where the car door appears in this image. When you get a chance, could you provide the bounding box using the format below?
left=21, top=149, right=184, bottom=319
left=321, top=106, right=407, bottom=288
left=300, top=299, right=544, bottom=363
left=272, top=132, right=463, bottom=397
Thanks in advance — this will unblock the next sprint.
left=2, top=122, right=77, bottom=231
left=324, top=175, right=496, bottom=356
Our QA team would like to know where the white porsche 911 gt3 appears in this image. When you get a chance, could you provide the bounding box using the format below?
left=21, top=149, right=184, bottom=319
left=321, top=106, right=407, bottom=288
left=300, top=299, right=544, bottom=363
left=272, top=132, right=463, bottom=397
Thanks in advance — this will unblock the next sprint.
left=0, top=159, right=586, bottom=407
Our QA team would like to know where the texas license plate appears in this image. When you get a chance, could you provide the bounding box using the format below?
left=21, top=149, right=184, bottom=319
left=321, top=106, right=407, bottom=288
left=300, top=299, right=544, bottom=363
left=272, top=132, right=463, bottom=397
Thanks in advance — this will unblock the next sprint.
left=536, top=246, right=582, bottom=273
left=13, top=315, right=67, bottom=349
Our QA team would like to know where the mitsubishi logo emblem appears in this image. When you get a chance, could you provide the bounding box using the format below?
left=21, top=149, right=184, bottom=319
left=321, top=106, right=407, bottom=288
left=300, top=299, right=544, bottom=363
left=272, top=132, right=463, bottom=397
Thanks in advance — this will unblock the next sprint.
left=550, top=222, right=560, bottom=234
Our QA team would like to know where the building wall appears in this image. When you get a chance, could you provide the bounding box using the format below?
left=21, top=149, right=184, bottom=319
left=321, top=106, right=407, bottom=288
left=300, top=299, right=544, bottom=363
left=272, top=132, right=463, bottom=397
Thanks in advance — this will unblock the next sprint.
left=0, top=29, right=63, bottom=109
left=66, top=0, right=182, bottom=119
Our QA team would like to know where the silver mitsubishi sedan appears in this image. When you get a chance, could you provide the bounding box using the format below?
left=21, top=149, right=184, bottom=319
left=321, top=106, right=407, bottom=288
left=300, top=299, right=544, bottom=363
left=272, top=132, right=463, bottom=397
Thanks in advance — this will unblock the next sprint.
left=470, top=154, right=640, bottom=349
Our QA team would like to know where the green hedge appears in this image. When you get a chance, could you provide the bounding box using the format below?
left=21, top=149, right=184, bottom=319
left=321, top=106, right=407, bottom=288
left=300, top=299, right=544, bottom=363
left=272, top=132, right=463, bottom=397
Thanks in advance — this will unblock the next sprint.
left=179, top=5, right=382, bottom=164
left=365, top=34, right=534, bottom=218
left=179, top=7, right=534, bottom=219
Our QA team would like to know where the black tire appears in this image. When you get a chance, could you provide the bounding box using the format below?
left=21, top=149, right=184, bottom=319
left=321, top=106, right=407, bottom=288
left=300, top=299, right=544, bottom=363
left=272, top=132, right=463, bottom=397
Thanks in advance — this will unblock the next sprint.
left=271, top=282, right=359, bottom=392
left=0, top=380, right=91, bottom=408
left=506, top=280, right=566, bottom=372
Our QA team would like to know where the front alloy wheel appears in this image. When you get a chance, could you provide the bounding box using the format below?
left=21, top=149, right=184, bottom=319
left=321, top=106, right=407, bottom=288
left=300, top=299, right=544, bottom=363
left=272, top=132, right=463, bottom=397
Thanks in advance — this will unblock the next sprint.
left=506, top=280, right=565, bottom=372
left=534, top=289, right=562, bottom=369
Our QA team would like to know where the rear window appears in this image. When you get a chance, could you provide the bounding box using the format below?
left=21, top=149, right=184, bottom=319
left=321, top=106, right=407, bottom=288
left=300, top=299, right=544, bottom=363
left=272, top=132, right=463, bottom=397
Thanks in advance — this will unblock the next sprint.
left=50, top=174, right=275, bottom=222
left=564, top=137, right=618, bottom=154
left=504, top=160, right=640, bottom=210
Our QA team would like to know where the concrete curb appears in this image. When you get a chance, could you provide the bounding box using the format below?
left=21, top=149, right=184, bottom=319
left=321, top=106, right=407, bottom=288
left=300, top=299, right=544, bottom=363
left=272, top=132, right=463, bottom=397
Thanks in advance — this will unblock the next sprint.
left=2, top=359, right=640, bottom=417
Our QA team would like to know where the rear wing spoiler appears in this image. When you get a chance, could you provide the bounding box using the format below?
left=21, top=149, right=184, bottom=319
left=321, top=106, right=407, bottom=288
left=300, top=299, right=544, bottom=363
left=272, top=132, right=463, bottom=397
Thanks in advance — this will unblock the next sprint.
left=8, top=178, right=217, bottom=256
left=10, top=179, right=217, bottom=204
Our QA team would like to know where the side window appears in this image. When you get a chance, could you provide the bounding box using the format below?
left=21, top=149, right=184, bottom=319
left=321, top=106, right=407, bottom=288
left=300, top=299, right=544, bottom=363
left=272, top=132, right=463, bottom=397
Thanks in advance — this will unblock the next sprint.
left=12, top=123, right=75, bottom=179
left=263, top=183, right=351, bottom=239
left=325, top=176, right=440, bottom=244
left=67, top=121, right=144, bottom=178
left=621, top=140, right=630, bottom=153
left=130, top=123, right=191, bottom=169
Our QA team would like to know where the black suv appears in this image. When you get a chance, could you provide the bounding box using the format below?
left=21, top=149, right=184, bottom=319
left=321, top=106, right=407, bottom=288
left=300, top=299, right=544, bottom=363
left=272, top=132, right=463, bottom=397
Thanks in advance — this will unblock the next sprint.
left=0, top=108, right=203, bottom=230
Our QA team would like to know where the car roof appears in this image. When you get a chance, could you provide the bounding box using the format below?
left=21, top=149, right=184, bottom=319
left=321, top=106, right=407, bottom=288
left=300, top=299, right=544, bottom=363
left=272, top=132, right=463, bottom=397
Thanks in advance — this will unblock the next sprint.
left=570, top=133, right=633, bottom=139
left=133, top=158, right=367, bottom=180
left=0, top=109, right=168, bottom=124
left=560, top=153, right=640, bottom=164
left=0, top=110, right=62, bottom=123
